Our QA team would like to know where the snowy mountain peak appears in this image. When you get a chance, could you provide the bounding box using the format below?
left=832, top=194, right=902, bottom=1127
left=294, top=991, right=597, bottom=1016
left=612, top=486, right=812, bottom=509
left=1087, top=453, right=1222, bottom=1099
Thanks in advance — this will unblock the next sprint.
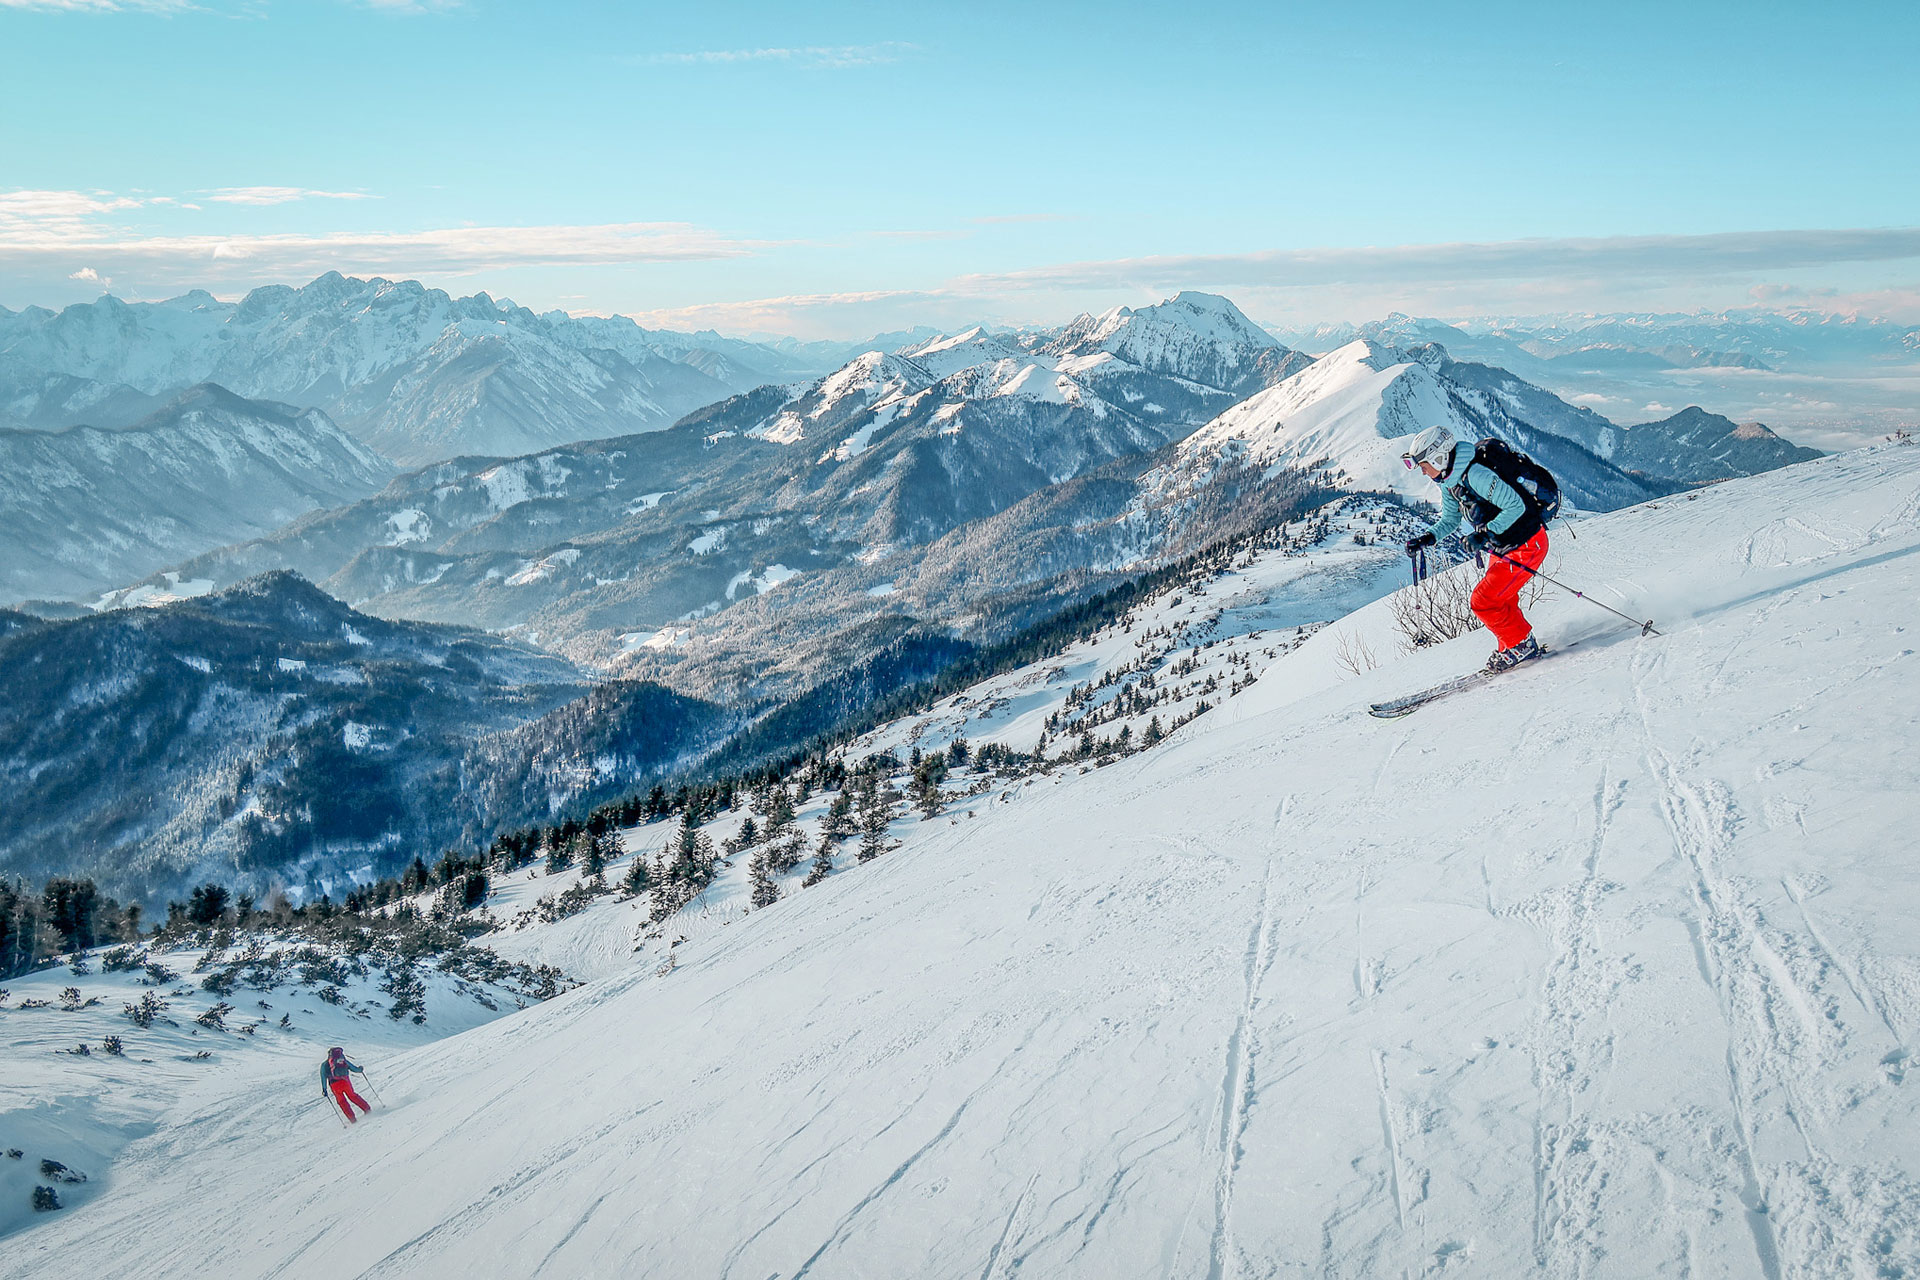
left=1173, top=339, right=1458, bottom=498
left=1047, top=291, right=1292, bottom=395
left=1169, top=336, right=1659, bottom=513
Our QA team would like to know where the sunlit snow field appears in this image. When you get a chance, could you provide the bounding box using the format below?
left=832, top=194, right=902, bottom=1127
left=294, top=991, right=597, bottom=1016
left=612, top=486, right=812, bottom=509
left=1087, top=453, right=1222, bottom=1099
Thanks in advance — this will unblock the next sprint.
left=5, top=444, right=1919, bottom=1278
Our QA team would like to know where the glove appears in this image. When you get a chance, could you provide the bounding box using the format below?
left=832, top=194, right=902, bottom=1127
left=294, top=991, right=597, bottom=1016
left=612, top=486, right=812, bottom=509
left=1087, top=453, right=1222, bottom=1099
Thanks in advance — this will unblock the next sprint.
left=1404, top=532, right=1436, bottom=557
left=1464, top=529, right=1492, bottom=553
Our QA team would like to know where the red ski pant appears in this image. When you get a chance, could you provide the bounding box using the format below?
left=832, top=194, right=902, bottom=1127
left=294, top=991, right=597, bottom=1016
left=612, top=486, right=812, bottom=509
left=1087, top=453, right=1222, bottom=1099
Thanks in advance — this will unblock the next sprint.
left=329, top=1077, right=371, bottom=1121
left=1471, top=527, right=1549, bottom=650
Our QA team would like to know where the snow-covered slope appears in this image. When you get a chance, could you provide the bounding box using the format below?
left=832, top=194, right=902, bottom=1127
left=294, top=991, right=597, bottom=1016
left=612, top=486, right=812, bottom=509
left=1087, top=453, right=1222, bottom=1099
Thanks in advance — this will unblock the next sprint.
left=0, top=384, right=394, bottom=603
left=8, top=442, right=1918, bottom=1277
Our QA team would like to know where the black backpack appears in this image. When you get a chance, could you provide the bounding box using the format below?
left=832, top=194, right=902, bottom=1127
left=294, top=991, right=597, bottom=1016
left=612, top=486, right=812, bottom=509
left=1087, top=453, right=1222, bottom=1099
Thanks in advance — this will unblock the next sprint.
left=1469, top=438, right=1560, bottom=526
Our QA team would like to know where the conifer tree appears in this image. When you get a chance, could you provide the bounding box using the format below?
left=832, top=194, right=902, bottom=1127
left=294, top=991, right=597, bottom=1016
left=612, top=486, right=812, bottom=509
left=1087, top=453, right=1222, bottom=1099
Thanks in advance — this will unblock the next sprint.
left=804, top=832, right=835, bottom=886
left=765, top=785, right=796, bottom=836
left=768, top=831, right=807, bottom=874
left=579, top=831, right=606, bottom=878
left=858, top=788, right=893, bottom=862
left=820, top=791, right=854, bottom=843
left=748, top=851, right=779, bottom=909
left=668, top=808, right=715, bottom=888
left=621, top=853, right=651, bottom=897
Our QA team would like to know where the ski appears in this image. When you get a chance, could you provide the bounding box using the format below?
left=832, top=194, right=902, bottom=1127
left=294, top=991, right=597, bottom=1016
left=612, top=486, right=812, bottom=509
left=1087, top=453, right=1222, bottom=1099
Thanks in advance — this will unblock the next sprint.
left=1367, top=644, right=1561, bottom=719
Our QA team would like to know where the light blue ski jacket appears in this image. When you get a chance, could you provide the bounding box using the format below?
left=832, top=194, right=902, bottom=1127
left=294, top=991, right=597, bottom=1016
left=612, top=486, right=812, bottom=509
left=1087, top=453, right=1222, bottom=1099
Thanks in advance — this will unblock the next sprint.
left=1425, top=440, right=1529, bottom=543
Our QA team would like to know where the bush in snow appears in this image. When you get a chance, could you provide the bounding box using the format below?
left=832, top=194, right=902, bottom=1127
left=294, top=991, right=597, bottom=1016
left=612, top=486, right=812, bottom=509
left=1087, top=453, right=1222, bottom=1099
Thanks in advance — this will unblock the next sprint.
left=1389, top=562, right=1482, bottom=650
left=381, top=966, right=425, bottom=1022
left=101, top=1035, right=123, bottom=1056
left=32, top=1186, right=59, bottom=1212
left=767, top=831, right=807, bottom=875
left=100, top=946, right=143, bottom=973
left=140, top=961, right=177, bottom=986
left=39, top=1159, right=85, bottom=1184
left=123, top=992, right=168, bottom=1028
left=195, top=1001, right=233, bottom=1031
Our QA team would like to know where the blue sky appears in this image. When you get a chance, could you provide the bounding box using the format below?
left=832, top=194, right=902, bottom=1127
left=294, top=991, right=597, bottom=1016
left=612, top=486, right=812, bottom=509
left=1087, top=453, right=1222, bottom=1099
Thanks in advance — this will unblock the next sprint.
left=2, top=0, right=1917, bottom=336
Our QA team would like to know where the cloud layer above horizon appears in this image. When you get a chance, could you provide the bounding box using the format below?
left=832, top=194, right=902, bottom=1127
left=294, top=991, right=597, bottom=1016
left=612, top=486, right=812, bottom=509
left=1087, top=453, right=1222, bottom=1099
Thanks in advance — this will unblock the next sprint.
left=5, top=185, right=1915, bottom=338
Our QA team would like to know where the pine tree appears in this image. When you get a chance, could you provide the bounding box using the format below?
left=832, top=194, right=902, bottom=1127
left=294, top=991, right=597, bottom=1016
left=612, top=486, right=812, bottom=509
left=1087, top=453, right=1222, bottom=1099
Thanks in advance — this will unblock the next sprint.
left=621, top=854, right=651, bottom=897
left=748, top=852, right=779, bottom=909
left=820, top=791, right=854, bottom=843
left=668, top=808, right=715, bottom=888
left=579, top=831, right=607, bottom=878
left=765, top=785, right=796, bottom=836
left=768, top=831, right=807, bottom=874
left=858, top=787, right=893, bottom=862
left=804, top=831, right=835, bottom=886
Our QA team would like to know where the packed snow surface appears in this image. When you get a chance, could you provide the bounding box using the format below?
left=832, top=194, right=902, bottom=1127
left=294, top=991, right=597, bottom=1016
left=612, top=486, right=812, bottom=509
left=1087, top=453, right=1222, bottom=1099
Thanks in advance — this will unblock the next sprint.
left=8, top=445, right=1920, bottom=1278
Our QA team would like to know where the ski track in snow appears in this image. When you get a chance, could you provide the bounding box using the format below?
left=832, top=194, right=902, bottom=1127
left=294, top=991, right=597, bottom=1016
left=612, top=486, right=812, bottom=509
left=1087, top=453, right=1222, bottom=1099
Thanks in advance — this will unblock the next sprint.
left=8, top=446, right=1920, bottom=1278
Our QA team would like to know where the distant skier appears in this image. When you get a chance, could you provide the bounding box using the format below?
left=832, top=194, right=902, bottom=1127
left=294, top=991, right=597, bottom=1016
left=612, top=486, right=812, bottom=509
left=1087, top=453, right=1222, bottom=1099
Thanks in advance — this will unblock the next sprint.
left=1400, top=425, right=1554, bottom=672
left=321, top=1047, right=373, bottom=1123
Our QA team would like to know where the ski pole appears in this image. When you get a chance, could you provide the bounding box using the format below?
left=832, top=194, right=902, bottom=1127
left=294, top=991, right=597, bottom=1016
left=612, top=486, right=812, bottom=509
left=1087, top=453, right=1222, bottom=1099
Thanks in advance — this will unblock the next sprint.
left=361, top=1072, right=384, bottom=1106
left=1410, top=546, right=1427, bottom=585
left=319, top=1095, right=347, bottom=1130
left=1492, top=551, right=1660, bottom=636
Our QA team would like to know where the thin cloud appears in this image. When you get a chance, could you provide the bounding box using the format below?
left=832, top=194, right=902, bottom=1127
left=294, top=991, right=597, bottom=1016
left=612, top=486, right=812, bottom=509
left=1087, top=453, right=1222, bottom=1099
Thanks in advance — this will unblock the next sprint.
left=640, top=42, right=914, bottom=70
left=0, top=218, right=770, bottom=278
left=952, top=228, right=1920, bottom=294
left=625, top=288, right=952, bottom=334
left=0, top=190, right=145, bottom=222
left=203, top=187, right=379, bottom=206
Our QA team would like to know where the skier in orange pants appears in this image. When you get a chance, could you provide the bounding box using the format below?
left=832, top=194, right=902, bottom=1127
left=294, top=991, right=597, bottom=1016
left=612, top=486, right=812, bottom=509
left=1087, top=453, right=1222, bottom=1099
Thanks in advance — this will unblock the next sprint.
left=1401, top=425, right=1555, bottom=670
left=321, top=1047, right=372, bottom=1122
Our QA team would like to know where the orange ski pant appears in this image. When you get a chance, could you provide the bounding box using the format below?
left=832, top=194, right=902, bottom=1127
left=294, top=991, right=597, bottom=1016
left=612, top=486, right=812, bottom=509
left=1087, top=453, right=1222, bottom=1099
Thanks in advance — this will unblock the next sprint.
left=329, top=1077, right=371, bottom=1120
left=1471, top=527, right=1549, bottom=650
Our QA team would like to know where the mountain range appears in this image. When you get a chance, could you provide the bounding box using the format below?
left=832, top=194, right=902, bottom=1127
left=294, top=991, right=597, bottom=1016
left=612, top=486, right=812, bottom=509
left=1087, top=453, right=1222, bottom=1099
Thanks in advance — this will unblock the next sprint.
left=1269, top=310, right=1920, bottom=442
left=0, top=384, right=393, bottom=603
left=0, top=285, right=1837, bottom=904
left=92, top=294, right=1312, bottom=688
left=0, top=274, right=833, bottom=465
left=88, top=297, right=1823, bottom=706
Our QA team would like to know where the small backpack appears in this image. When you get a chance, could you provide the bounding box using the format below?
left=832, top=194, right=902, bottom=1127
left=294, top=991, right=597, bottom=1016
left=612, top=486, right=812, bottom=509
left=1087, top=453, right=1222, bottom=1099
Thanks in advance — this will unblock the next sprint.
left=1470, top=438, right=1560, bottom=525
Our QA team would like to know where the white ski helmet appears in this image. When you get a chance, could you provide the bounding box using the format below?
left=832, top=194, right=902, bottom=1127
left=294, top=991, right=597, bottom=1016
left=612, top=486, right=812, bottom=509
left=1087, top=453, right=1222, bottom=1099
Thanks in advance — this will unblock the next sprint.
left=1402, top=424, right=1455, bottom=470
